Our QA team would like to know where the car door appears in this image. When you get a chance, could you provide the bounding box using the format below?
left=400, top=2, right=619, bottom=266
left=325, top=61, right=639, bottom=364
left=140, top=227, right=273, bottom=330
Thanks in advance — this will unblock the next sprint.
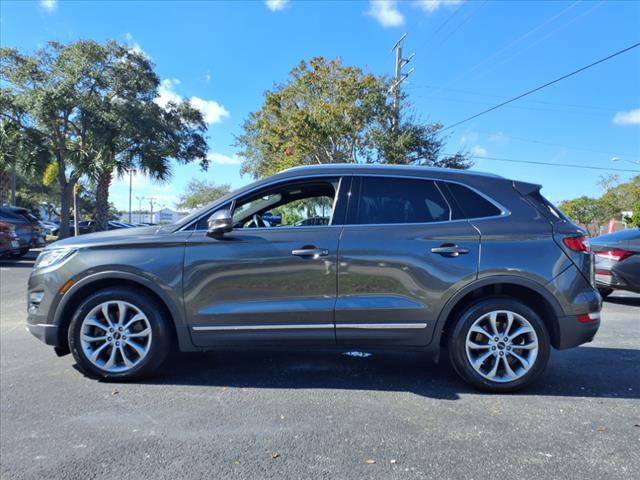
left=335, top=175, right=480, bottom=346
left=183, top=176, right=349, bottom=347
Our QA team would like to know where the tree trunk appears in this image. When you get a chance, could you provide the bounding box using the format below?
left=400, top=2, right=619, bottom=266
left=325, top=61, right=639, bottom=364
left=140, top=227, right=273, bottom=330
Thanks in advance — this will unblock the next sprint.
left=94, top=168, right=113, bottom=231
left=58, top=182, right=73, bottom=239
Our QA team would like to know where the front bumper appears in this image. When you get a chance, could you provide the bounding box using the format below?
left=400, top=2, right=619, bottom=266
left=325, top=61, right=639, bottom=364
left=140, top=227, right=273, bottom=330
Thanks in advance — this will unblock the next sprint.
left=26, top=321, right=59, bottom=345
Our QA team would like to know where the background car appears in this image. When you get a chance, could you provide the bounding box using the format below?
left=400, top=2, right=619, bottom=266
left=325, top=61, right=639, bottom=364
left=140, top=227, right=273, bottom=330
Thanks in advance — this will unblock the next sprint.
left=590, top=228, right=640, bottom=298
left=0, top=222, right=21, bottom=258
left=50, top=220, right=131, bottom=237
left=39, top=220, right=60, bottom=236
left=0, top=206, right=46, bottom=257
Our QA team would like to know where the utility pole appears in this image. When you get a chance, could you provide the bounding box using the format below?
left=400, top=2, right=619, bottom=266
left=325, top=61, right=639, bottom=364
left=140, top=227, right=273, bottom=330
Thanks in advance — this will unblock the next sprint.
left=128, top=169, right=134, bottom=224
left=148, top=197, right=157, bottom=224
left=390, top=33, right=415, bottom=129
left=136, top=196, right=145, bottom=223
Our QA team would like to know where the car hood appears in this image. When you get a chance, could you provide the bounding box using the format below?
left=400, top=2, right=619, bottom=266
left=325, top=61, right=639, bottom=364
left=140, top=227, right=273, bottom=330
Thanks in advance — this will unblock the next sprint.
left=48, top=226, right=168, bottom=249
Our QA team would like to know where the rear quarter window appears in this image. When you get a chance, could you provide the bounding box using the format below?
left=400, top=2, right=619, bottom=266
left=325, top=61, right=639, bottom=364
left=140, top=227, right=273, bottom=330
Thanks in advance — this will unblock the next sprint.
left=443, top=182, right=502, bottom=219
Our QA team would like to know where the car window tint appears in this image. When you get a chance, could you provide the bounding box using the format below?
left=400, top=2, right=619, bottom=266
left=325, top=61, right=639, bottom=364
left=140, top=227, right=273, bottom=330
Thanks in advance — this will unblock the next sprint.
left=445, top=182, right=502, bottom=219
left=234, top=181, right=337, bottom=228
left=356, top=177, right=450, bottom=224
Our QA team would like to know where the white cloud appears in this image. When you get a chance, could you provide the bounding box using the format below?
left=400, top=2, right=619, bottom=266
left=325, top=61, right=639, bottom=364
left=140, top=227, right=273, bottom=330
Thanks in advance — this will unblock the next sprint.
left=207, top=153, right=242, bottom=165
left=612, top=108, right=640, bottom=126
left=40, top=0, right=57, bottom=12
left=265, top=0, right=288, bottom=11
left=368, top=1, right=404, bottom=28
left=204, top=74, right=212, bottom=84
left=415, top=0, right=464, bottom=13
left=488, top=132, right=509, bottom=146
left=156, top=79, right=229, bottom=125
left=124, top=32, right=150, bottom=59
left=190, top=97, right=230, bottom=125
left=470, top=145, right=488, bottom=156
left=460, top=131, right=479, bottom=145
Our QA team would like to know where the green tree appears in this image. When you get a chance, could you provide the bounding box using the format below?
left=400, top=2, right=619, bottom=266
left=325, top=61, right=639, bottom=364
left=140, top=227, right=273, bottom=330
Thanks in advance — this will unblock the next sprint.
left=1, top=40, right=209, bottom=237
left=235, top=57, right=469, bottom=179
left=558, top=196, right=609, bottom=236
left=1, top=41, right=117, bottom=237
left=628, top=201, right=640, bottom=227
left=600, top=175, right=640, bottom=215
left=84, top=49, right=209, bottom=231
left=177, top=179, right=231, bottom=210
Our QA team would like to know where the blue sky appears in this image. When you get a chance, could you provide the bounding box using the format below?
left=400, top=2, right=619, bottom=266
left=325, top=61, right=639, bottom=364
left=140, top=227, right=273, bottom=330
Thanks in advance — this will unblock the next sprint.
left=2, top=0, right=639, bottom=211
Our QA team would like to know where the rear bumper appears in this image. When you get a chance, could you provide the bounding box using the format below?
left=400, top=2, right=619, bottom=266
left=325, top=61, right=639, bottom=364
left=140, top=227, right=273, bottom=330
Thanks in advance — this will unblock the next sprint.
left=555, top=312, right=600, bottom=349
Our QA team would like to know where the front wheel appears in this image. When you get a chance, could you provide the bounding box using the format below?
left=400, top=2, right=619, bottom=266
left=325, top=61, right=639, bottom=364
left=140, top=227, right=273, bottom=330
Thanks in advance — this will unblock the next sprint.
left=448, top=298, right=550, bottom=393
left=68, top=287, right=171, bottom=381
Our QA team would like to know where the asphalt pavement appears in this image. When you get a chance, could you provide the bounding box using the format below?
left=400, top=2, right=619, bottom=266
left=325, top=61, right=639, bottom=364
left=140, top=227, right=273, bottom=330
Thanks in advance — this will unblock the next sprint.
left=1, top=251, right=639, bottom=479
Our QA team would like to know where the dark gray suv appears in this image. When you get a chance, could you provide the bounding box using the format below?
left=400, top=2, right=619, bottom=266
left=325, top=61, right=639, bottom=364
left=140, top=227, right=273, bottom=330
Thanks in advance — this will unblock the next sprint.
left=27, top=165, right=601, bottom=392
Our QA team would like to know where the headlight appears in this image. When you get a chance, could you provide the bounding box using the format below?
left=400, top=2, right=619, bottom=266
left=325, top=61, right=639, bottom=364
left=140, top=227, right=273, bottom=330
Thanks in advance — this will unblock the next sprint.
left=34, top=248, right=77, bottom=269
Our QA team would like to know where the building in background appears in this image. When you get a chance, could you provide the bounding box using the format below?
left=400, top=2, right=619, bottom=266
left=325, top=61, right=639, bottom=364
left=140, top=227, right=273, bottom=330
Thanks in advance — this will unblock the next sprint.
left=124, top=208, right=189, bottom=225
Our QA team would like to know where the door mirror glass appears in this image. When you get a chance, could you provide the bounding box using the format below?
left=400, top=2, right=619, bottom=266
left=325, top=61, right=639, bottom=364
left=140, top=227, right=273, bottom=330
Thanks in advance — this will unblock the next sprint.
left=206, top=209, right=233, bottom=238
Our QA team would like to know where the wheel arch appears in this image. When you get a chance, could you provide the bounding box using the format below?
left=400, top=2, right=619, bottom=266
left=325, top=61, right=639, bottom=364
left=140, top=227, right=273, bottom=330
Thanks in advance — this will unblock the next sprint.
left=53, top=271, right=196, bottom=354
left=435, top=276, right=564, bottom=350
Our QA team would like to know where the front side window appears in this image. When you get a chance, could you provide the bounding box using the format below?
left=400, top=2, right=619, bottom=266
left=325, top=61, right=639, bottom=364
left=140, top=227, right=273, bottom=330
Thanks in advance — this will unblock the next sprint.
left=355, top=177, right=450, bottom=225
left=232, top=179, right=338, bottom=229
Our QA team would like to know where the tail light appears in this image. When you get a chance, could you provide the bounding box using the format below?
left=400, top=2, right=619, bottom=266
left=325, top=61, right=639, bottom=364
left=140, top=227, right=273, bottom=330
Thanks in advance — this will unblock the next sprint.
left=595, top=250, right=633, bottom=262
left=563, top=235, right=590, bottom=252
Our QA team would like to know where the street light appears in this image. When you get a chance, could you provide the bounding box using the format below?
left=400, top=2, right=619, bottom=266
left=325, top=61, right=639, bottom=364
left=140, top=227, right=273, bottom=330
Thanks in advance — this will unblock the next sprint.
left=612, top=157, right=640, bottom=166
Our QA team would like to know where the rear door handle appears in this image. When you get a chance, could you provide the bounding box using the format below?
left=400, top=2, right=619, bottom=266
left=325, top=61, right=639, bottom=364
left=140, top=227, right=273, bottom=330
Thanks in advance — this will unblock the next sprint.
left=431, top=244, right=470, bottom=257
left=292, top=247, right=329, bottom=258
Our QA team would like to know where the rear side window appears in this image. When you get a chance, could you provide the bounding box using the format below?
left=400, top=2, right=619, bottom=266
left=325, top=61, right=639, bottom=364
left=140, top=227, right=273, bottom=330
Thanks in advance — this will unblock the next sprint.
left=527, top=190, right=567, bottom=223
left=355, top=177, right=450, bottom=224
left=443, top=182, right=502, bottom=219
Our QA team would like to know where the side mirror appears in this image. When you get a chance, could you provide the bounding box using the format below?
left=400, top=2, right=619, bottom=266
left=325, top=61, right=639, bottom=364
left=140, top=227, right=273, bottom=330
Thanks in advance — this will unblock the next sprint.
left=206, top=209, right=233, bottom=239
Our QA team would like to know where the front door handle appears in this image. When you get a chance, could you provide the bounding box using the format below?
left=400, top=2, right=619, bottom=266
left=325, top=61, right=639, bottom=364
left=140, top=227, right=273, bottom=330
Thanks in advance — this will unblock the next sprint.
left=292, top=247, right=329, bottom=258
left=431, top=244, right=470, bottom=257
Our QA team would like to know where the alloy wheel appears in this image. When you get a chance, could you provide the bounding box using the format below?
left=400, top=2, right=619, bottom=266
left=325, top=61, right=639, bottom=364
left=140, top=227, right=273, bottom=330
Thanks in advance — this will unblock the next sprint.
left=80, top=300, right=152, bottom=373
left=464, top=310, right=539, bottom=383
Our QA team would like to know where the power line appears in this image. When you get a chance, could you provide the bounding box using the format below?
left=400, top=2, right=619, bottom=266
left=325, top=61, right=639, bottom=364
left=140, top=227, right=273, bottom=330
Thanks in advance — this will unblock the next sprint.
left=406, top=84, right=614, bottom=112
left=427, top=1, right=581, bottom=100
left=442, top=41, right=640, bottom=132
left=450, top=154, right=640, bottom=173
left=434, top=0, right=486, bottom=48
left=470, top=131, right=640, bottom=160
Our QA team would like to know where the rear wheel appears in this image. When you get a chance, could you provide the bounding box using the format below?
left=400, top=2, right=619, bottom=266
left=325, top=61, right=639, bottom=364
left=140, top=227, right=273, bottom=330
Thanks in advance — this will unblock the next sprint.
left=598, top=287, right=613, bottom=299
left=448, top=297, right=550, bottom=392
left=68, top=287, right=171, bottom=380
left=10, top=248, right=29, bottom=258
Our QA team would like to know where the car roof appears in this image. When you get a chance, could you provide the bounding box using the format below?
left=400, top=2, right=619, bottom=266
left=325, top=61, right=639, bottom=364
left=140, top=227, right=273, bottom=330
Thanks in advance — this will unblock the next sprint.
left=276, top=163, right=505, bottom=180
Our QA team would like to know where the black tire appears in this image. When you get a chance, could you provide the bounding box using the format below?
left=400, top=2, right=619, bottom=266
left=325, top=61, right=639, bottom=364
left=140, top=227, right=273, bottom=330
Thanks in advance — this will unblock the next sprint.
left=598, top=287, right=613, bottom=299
left=68, top=287, right=171, bottom=381
left=448, top=297, right=550, bottom=393
left=10, top=248, right=29, bottom=258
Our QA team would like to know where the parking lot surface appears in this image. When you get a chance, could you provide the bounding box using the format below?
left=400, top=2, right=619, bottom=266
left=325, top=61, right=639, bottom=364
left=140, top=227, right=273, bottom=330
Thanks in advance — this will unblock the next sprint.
left=1, top=251, right=639, bottom=479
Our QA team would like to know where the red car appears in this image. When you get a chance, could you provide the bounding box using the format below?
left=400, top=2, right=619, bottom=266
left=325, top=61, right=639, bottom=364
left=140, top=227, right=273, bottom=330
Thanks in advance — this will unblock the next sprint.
left=0, top=222, right=21, bottom=258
